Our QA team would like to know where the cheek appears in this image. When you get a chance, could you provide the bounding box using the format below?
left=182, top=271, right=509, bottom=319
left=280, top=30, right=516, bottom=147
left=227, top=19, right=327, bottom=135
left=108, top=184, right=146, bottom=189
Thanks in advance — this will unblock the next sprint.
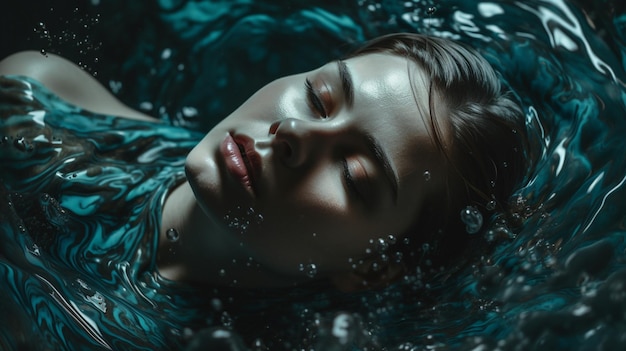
left=239, top=173, right=359, bottom=267
left=185, top=138, right=218, bottom=195
left=238, top=77, right=299, bottom=117
left=261, top=167, right=350, bottom=223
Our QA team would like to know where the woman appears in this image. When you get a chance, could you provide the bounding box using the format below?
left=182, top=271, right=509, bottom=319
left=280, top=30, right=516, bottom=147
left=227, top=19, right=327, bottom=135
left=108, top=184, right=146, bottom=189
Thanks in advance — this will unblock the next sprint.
left=0, top=33, right=526, bottom=348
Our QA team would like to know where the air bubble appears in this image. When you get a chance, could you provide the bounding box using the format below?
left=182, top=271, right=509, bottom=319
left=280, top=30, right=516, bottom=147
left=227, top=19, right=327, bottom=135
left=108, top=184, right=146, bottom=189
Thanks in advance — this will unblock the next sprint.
left=166, top=228, right=180, bottom=242
left=29, top=244, right=41, bottom=257
left=211, top=298, right=222, bottom=311
left=224, top=206, right=263, bottom=233
left=376, top=238, right=389, bottom=252
left=220, top=311, right=233, bottom=327
left=161, top=48, right=172, bottom=60
left=484, top=230, right=496, bottom=242
left=371, top=262, right=381, bottom=272
left=299, top=263, right=318, bottom=278
left=486, top=200, right=497, bottom=211
left=182, top=106, right=198, bottom=118
left=423, top=170, right=431, bottom=181
left=460, top=205, right=483, bottom=234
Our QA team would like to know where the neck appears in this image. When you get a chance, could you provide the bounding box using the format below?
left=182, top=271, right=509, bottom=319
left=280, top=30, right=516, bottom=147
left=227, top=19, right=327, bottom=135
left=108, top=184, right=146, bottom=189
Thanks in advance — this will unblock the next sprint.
left=157, top=182, right=306, bottom=288
left=157, top=181, right=215, bottom=280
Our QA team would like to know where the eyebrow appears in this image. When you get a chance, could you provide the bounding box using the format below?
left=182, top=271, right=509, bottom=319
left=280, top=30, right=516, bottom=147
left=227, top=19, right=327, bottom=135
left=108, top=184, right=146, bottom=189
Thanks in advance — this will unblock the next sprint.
left=364, top=134, right=399, bottom=205
left=336, top=60, right=354, bottom=108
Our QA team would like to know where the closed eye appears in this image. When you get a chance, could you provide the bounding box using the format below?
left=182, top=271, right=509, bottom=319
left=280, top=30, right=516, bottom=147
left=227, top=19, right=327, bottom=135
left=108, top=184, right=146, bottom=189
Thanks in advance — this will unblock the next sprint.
left=342, top=159, right=360, bottom=200
left=305, top=78, right=328, bottom=118
left=342, top=158, right=371, bottom=205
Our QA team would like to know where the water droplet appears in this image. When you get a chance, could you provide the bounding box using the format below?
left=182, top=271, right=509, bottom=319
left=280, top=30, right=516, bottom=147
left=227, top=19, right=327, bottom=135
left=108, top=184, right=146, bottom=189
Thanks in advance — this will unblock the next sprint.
left=460, top=205, right=483, bottom=234
left=166, top=228, right=179, bottom=242
left=423, top=170, right=431, bottom=181
left=219, top=268, right=226, bottom=277
left=387, top=234, right=397, bottom=245
left=486, top=200, right=497, bottom=211
left=427, top=6, right=437, bottom=15
left=40, top=49, right=48, bottom=57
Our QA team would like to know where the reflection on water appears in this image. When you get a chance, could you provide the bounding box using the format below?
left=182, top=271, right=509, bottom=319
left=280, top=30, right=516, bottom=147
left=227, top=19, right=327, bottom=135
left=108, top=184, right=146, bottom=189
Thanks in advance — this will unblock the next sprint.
left=2, top=0, right=626, bottom=350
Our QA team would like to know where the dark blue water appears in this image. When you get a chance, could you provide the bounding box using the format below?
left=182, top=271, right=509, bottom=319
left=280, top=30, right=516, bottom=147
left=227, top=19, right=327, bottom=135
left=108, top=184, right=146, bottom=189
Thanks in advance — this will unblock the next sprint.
left=1, top=0, right=626, bottom=350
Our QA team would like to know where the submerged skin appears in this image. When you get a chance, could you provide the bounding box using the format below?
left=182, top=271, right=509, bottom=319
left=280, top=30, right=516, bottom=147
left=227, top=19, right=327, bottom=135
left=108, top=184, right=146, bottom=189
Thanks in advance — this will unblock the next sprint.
left=0, top=52, right=449, bottom=290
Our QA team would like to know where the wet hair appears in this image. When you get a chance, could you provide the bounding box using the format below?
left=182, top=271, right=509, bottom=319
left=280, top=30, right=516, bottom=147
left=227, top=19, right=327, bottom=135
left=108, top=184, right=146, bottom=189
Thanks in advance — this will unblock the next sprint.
left=346, top=33, right=528, bottom=272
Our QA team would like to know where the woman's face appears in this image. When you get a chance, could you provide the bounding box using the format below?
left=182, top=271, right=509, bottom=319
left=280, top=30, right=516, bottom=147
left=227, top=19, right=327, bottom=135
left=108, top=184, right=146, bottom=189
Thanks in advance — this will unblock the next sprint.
left=186, top=53, right=447, bottom=281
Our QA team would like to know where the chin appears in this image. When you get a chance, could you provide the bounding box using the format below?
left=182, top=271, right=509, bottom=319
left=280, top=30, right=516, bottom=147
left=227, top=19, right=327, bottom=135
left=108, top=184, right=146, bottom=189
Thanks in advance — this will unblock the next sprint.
left=185, top=152, right=222, bottom=209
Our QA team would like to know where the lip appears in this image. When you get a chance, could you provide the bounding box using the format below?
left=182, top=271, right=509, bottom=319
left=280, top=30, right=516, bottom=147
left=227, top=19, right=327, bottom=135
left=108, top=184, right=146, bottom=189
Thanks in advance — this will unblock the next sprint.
left=220, top=133, right=262, bottom=197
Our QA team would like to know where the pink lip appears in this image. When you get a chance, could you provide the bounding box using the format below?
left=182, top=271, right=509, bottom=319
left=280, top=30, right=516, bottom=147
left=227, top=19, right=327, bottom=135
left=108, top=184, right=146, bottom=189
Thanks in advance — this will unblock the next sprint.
left=220, top=133, right=261, bottom=196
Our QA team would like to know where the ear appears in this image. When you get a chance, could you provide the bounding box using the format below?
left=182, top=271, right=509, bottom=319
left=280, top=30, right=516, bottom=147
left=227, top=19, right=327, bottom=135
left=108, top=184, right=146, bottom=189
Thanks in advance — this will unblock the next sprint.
left=330, top=258, right=406, bottom=292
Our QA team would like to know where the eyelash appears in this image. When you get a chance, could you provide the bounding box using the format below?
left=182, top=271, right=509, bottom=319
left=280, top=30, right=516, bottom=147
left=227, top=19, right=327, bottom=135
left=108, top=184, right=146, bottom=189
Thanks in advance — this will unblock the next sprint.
left=304, top=78, right=328, bottom=119
left=342, top=159, right=363, bottom=201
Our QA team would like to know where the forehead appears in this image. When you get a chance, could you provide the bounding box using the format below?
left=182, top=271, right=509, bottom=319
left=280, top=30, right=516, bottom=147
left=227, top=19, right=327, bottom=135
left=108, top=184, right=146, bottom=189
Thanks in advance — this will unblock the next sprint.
left=343, top=53, right=433, bottom=132
left=344, top=53, right=439, bottom=169
left=343, top=53, right=450, bottom=215
left=345, top=53, right=428, bottom=101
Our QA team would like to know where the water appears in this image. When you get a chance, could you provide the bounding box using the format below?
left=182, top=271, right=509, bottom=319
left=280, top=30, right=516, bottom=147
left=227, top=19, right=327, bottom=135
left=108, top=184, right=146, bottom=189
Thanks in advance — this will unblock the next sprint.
left=1, top=0, right=626, bottom=350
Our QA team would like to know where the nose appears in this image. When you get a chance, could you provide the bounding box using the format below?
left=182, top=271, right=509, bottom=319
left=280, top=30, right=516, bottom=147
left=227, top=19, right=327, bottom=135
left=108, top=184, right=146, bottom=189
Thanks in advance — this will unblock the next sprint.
left=269, top=118, right=337, bottom=168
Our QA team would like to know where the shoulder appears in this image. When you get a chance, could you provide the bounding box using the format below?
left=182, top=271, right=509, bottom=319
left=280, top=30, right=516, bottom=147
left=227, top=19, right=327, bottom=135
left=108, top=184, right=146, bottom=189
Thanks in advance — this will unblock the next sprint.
left=0, top=51, right=158, bottom=122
